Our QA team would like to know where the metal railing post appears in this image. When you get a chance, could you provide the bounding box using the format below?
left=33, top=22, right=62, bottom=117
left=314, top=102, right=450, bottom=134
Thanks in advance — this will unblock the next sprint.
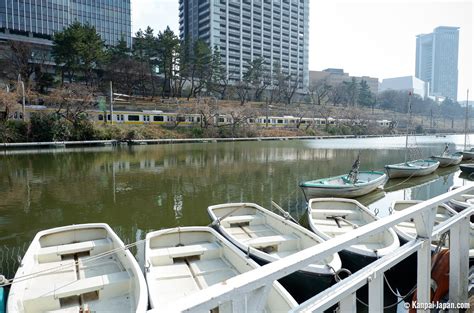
left=449, top=217, right=470, bottom=306
left=368, top=271, right=384, bottom=313
left=417, top=239, right=432, bottom=312
left=340, top=292, right=356, bottom=312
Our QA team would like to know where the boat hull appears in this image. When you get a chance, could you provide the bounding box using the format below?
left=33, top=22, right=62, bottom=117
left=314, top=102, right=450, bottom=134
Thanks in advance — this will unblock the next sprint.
left=462, top=151, right=474, bottom=160
left=460, top=164, right=474, bottom=175
left=385, top=160, right=439, bottom=179
left=250, top=254, right=336, bottom=304
left=431, top=155, right=462, bottom=167
left=299, top=171, right=386, bottom=199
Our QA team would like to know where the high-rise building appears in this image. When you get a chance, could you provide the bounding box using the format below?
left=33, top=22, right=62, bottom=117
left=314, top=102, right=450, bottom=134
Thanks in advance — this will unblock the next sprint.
left=0, top=0, right=131, bottom=46
left=179, top=0, right=310, bottom=90
left=415, top=26, right=459, bottom=100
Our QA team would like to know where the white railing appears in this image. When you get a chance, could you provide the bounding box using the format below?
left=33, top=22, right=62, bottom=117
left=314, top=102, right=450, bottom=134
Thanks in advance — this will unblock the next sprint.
left=150, top=185, right=473, bottom=313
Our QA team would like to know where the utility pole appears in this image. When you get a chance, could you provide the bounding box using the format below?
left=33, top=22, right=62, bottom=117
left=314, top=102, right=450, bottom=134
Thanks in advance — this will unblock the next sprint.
left=18, top=74, right=25, bottom=121
left=110, top=81, right=114, bottom=125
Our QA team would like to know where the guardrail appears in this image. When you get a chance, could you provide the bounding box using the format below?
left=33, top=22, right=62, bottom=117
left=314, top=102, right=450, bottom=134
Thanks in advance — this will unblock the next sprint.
left=148, top=185, right=473, bottom=313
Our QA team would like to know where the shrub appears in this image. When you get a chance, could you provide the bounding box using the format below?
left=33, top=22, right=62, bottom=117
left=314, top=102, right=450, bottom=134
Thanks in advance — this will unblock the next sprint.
left=0, top=120, right=28, bottom=143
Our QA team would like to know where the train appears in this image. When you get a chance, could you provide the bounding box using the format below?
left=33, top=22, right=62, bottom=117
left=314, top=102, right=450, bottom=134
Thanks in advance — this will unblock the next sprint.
left=11, top=106, right=393, bottom=129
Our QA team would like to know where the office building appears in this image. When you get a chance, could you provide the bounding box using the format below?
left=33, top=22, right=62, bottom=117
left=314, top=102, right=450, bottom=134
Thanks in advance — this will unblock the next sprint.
left=310, top=69, right=379, bottom=94
left=179, top=0, right=310, bottom=90
left=415, top=26, right=459, bottom=100
left=379, top=76, right=429, bottom=99
left=0, top=0, right=131, bottom=46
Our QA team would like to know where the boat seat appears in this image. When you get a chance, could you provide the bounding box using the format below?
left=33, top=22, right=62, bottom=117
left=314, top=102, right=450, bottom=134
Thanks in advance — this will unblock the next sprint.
left=23, top=271, right=130, bottom=312
left=221, top=214, right=263, bottom=227
left=148, top=242, right=221, bottom=266
left=312, top=209, right=358, bottom=219
left=37, top=239, right=113, bottom=263
left=246, top=234, right=297, bottom=249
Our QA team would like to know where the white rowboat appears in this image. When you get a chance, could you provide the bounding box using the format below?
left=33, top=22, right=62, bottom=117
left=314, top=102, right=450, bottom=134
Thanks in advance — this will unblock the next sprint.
left=385, top=159, right=440, bottom=179
left=307, top=198, right=400, bottom=264
left=7, top=223, right=148, bottom=313
left=145, top=226, right=297, bottom=312
left=207, top=203, right=342, bottom=301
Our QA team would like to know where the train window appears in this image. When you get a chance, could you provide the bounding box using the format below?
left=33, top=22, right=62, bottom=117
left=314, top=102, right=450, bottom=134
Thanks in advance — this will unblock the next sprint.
left=144, top=116, right=150, bottom=122
left=277, top=119, right=283, bottom=124
left=98, top=114, right=104, bottom=121
left=153, top=116, right=164, bottom=122
left=107, top=115, right=111, bottom=121
left=177, top=116, right=186, bottom=122
left=197, top=117, right=201, bottom=122
left=248, top=118, right=255, bottom=123
left=219, top=117, right=225, bottom=123
left=128, top=115, right=140, bottom=121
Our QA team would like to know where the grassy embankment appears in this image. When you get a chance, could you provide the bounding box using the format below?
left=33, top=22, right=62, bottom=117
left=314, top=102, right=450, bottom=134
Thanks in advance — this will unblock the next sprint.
left=0, top=98, right=465, bottom=143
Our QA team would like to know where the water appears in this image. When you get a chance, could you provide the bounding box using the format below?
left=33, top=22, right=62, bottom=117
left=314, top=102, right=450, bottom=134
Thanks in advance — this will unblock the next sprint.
left=1, top=134, right=473, bottom=280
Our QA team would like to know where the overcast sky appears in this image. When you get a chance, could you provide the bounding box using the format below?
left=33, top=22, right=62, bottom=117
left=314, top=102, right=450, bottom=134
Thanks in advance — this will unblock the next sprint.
left=131, top=0, right=473, bottom=101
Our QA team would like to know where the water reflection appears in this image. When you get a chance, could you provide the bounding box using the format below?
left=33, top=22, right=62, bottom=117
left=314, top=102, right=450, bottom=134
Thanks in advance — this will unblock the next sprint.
left=1, top=136, right=474, bottom=277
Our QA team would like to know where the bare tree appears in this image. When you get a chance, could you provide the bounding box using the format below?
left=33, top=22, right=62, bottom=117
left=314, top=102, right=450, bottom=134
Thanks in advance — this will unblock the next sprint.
left=281, top=74, right=300, bottom=106
left=47, top=84, right=96, bottom=125
left=308, top=79, right=331, bottom=105
left=0, top=88, right=20, bottom=121
left=328, top=83, right=346, bottom=106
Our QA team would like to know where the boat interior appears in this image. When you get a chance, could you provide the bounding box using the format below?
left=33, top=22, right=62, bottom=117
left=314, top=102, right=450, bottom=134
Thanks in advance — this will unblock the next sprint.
left=19, top=227, right=139, bottom=313
left=309, top=200, right=397, bottom=254
left=392, top=201, right=455, bottom=238
left=215, top=204, right=335, bottom=266
left=146, top=228, right=294, bottom=311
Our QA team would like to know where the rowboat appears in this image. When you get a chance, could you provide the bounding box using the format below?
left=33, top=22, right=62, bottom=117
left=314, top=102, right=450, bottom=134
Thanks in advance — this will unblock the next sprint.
left=7, top=223, right=148, bottom=313
left=385, top=159, right=440, bottom=179
left=385, top=92, right=440, bottom=178
left=447, top=186, right=474, bottom=223
left=460, top=164, right=474, bottom=175
left=207, top=203, right=342, bottom=301
left=389, top=200, right=455, bottom=244
left=391, top=200, right=474, bottom=265
left=462, top=150, right=474, bottom=160
left=431, top=144, right=462, bottom=167
left=145, top=226, right=297, bottom=311
left=307, top=198, right=400, bottom=270
left=430, top=154, right=462, bottom=167
left=299, top=171, right=386, bottom=199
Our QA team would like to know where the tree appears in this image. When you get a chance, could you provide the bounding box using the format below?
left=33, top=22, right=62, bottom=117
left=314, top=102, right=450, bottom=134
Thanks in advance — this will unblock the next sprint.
left=328, top=83, right=346, bottom=106
left=281, top=74, right=300, bottom=106
left=52, top=22, right=106, bottom=85
left=357, top=80, right=374, bottom=107
left=104, top=37, right=148, bottom=96
left=156, top=27, right=180, bottom=98
left=206, top=46, right=230, bottom=99
left=47, top=84, right=96, bottom=125
left=133, top=27, right=159, bottom=96
left=1, top=41, right=35, bottom=86
left=308, top=78, right=331, bottom=105
left=244, top=57, right=271, bottom=101
left=0, top=89, right=19, bottom=121
left=342, top=77, right=359, bottom=106
left=186, top=39, right=212, bottom=100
